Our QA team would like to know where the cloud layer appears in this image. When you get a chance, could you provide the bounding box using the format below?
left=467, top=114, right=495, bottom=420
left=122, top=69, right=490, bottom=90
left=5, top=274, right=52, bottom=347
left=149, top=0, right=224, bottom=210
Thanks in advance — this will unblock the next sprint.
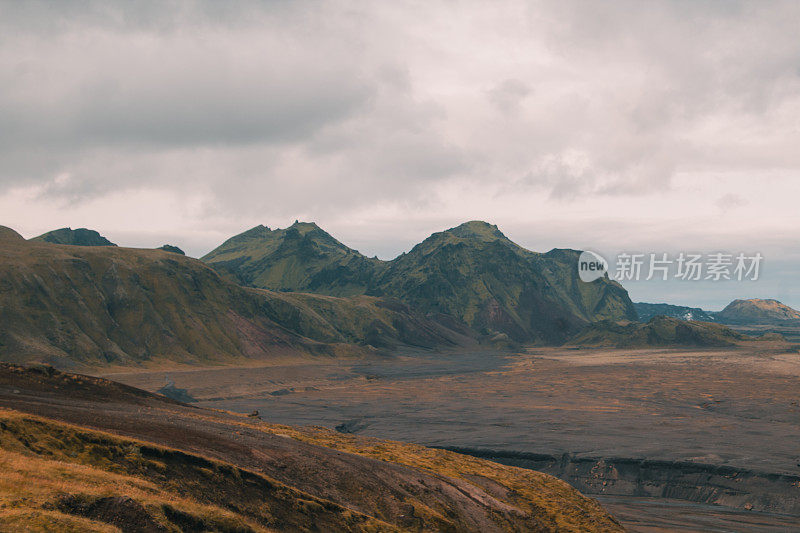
left=1, top=0, right=799, bottom=307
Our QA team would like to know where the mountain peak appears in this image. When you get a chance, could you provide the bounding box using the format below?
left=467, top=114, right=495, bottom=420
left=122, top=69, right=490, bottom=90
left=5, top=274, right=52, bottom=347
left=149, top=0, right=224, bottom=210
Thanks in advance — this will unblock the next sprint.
left=201, top=221, right=377, bottom=293
left=442, top=221, right=509, bottom=242
left=288, top=220, right=322, bottom=234
left=30, top=227, right=116, bottom=247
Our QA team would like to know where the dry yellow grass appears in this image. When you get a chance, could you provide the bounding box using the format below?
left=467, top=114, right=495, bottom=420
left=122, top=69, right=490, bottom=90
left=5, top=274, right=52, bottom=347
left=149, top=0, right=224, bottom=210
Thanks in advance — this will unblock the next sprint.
left=0, top=409, right=395, bottom=532
left=263, top=425, right=622, bottom=533
left=0, top=509, right=120, bottom=532
left=171, top=407, right=623, bottom=532
left=0, top=394, right=623, bottom=532
left=0, top=431, right=272, bottom=532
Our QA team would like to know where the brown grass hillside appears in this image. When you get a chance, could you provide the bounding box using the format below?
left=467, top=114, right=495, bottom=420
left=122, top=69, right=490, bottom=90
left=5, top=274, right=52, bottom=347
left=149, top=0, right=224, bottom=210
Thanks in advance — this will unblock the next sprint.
left=0, top=363, right=623, bottom=532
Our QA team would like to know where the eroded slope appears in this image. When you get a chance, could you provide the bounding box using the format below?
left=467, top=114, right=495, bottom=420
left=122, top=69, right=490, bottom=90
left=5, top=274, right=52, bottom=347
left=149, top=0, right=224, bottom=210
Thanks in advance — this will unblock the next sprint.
left=0, top=364, right=623, bottom=532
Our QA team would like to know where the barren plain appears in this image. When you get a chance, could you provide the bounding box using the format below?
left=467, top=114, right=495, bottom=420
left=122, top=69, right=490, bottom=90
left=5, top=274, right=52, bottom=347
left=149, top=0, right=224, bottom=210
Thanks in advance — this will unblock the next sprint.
left=105, top=344, right=800, bottom=531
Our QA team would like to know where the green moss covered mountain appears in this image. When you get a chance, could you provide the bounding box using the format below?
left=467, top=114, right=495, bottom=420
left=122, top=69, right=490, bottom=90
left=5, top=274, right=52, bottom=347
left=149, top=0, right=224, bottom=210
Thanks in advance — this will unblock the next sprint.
left=202, top=221, right=382, bottom=294
left=203, top=220, right=637, bottom=342
left=0, top=226, right=471, bottom=368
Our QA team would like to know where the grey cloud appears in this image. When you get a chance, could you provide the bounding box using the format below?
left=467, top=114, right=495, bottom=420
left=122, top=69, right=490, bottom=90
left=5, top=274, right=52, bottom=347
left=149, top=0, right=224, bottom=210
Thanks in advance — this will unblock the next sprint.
left=0, top=1, right=307, bottom=35
left=3, top=0, right=799, bottom=202
left=0, top=75, right=372, bottom=149
left=716, top=193, right=748, bottom=211
left=0, top=5, right=374, bottom=152
left=487, top=79, right=531, bottom=113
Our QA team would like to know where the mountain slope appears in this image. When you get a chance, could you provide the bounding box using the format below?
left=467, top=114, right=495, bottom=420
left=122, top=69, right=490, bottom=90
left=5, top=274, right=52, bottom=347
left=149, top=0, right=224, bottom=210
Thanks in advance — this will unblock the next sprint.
left=30, top=227, right=116, bottom=246
left=0, top=364, right=624, bottom=532
left=203, top=221, right=637, bottom=342
left=261, top=291, right=475, bottom=350
left=0, top=226, right=471, bottom=368
left=717, top=298, right=800, bottom=325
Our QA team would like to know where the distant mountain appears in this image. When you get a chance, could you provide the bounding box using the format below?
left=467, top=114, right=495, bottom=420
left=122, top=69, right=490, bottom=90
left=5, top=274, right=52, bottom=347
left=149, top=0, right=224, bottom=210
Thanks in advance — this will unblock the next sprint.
left=0, top=226, right=471, bottom=368
left=569, top=316, right=745, bottom=348
left=634, top=302, right=716, bottom=322
left=203, top=220, right=637, bottom=342
left=30, top=227, right=116, bottom=246
left=158, top=244, right=185, bottom=255
left=717, top=299, right=800, bottom=325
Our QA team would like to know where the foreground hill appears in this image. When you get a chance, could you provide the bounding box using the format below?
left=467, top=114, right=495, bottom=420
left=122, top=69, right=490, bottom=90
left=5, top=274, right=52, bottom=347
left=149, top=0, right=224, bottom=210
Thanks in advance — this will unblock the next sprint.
left=568, top=316, right=746, bottom=348
left=0, top=363, right=623, bottom=532
left=0, top=226, right=471, bottom=368
left=30, top=227, right=117, bottom=246
left=716, top=298, right=800, bottom=325
left=203, top=221, right=637, bottom=342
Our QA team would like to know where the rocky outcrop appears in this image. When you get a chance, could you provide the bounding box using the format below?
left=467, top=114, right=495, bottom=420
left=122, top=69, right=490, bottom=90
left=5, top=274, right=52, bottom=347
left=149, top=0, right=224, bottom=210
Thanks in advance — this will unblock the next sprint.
left=443, top=447, right=800, bottom=516
left=157, top=244, right=185, bottom=255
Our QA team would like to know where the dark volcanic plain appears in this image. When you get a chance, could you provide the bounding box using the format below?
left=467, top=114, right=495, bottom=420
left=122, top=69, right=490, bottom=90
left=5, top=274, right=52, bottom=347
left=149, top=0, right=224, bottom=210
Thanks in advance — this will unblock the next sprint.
left=106, top=344, right=800, bottom=532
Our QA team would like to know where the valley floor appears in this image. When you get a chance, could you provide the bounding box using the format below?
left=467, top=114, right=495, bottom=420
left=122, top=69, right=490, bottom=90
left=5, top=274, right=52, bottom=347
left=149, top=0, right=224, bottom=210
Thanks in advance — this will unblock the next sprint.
left=596, top=495, right=800, bottom=532
left=103, top=345, right=800, bottom=531
left=0, top=363, right=621, bottom=532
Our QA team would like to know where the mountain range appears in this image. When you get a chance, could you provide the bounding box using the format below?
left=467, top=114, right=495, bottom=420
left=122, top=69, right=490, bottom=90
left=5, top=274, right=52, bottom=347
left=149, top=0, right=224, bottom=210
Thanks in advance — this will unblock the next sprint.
left=634, top=302, right=717, bottom=322
left=0, top=226, right=471, bottom=368
left=569, top=316, right=745, bottom=348
left=202, top=220, right=637, bottom=343
left=1, top=220, right=768, bottom=368
left=635, top=298, right=800, bottom=327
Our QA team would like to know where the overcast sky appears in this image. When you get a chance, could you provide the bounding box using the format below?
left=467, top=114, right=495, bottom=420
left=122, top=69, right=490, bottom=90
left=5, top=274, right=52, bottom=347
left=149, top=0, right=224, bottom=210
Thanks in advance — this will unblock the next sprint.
left=1, top=1, right=799, bottom=309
